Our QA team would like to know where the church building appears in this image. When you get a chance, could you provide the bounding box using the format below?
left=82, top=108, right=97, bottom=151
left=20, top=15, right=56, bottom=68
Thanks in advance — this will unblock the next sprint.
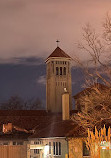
left=45, top=46, right=72, bottom=113
left=0, top=46, right=89, bottom=158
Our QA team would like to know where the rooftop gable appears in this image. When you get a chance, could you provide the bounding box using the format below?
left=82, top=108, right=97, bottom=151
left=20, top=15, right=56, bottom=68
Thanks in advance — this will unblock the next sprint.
left=46, top=47, right=71, bottom=62
left=74, top=83, right=109, bottom=99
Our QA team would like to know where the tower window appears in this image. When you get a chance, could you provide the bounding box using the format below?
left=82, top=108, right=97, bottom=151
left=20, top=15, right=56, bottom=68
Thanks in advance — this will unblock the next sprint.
left=63, top=67, right=66, bottom=75
left=53, top=63, right=54, bottom=73
left=56, top=67, right=59, bottom=75
left=60, top=67, right=62, bottom=75
left=68, top=62, right=69, bottom=73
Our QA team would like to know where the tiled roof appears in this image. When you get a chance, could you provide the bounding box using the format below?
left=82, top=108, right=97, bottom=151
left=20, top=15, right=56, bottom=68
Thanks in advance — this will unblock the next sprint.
left=46, top=47, right=71, bottom=61
left=73, top=83, right=109, bottom=99
left=29, top=120, right=85, bottom=138
left=0, top=110, right=83, bottom=139
left=0, top=132, right=31, bottom=140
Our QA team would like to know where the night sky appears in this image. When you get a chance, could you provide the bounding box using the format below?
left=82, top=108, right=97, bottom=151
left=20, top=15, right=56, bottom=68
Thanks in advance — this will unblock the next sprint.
left=0, top=0, right=111, bottom=107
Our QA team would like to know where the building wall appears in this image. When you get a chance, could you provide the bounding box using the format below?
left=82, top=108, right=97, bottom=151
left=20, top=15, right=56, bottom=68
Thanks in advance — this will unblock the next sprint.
left=68, top=138, right=90, bottom=158
left=29, top=137, right=68, bottom=158
left=0, top=145, right=28, bottom=158
left=46, top=58, right=72, bottom=113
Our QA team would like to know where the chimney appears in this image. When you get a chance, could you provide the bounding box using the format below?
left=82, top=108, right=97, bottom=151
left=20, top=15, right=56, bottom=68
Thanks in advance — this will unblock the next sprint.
left=3, top=123, right=12, bottom=133
left=62, top=88, right=70, bottom=120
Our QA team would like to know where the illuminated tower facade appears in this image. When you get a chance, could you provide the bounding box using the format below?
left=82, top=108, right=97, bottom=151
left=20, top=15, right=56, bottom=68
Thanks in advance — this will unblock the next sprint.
left=45, top=47, right=72, bottom=112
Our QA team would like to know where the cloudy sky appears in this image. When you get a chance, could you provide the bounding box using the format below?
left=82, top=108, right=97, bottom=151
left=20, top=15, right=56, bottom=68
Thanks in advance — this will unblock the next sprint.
left=0, top=0, right=111, bottom=106
left=0, top=0, right=111, bottom=61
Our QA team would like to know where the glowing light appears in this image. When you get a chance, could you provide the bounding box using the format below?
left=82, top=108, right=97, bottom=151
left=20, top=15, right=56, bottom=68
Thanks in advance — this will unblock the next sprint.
left=44, top=144, right=49, bottom=157
left=102, top=147, right=106, bottom=150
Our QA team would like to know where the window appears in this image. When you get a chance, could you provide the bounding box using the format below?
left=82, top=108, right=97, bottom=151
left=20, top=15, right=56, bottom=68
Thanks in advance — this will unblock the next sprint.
left=53, top=142, right=55, bottom=155
left=34, top=149, right=40, bottom=154
left=34, top=141, right=42, bottom=145
left=53, top=64, right=54, bottom=73
left=49, top=142, right=51, bottom=154
left=3, top=142, right=9, bottom=145
left=60, top=67, right=62, bottom=75
left=13, top=142, right=16, bottom=145
left=59, top=142, right=61, bottom=155
left=13, top=142, right=23, bottom=145
left=53, top=142, right=61, bottom=155
left=68, top=62, right=70, bottom=73
left=65, top=82, right=66, bottom=87
left=83, top=142, right=90, bottom=156
left=63, top=67, right=66, bottom=75
left=56, top=67, right=59, bottom=75
left=17, top=142, right=23, bottom=145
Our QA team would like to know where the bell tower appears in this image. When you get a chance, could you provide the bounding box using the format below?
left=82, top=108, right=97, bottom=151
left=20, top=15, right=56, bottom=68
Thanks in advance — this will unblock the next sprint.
left=45, top=46, right=72, bottom=112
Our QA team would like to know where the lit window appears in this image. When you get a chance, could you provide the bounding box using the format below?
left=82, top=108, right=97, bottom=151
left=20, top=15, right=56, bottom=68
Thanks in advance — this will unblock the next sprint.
left=53, top=142, right=61, bottom=156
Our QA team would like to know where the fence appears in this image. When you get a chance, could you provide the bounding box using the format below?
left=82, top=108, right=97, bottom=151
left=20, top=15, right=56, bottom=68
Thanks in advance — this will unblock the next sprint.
left=0, top=145, right=28, bottom=158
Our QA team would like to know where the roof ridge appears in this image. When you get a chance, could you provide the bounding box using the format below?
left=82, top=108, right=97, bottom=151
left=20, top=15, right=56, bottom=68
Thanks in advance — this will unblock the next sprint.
left=46, top=47, right=71, bottom=61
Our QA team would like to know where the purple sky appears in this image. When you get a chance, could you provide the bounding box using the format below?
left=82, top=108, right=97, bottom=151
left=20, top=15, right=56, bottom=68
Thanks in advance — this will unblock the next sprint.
left=0, top=0, right=111, bottom=62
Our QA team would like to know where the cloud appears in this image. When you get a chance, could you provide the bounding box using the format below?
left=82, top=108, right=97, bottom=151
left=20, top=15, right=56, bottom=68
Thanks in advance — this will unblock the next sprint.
left=37, top=75, right=46, bottom=85
left=0, top=0, right=111, bottom=61
left=0, top=56, right=45, bottom=65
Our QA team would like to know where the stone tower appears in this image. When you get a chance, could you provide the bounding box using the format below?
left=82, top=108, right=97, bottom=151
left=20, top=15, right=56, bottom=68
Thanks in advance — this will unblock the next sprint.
left=45, top=47, right=72, bottom=113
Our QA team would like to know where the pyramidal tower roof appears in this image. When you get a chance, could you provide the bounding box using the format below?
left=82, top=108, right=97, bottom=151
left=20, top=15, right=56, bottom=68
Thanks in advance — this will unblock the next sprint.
left=46, top=47, right=71, bottom=62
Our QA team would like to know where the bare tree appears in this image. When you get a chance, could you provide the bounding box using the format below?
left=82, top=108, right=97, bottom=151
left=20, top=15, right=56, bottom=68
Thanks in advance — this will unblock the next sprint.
left=0, top=96, right=24, bottom=110
left=0, top=96, right=43, bottom=110
left=72, top=14, right=111, bottom=133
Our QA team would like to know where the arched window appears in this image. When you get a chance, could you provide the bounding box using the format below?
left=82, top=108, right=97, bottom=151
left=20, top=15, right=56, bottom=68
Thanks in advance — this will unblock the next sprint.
left=60, top=67, right=62, bottom=75
left=56, top=67, right=59, bottom=75
left=63, top=67, right=66, bottom=75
